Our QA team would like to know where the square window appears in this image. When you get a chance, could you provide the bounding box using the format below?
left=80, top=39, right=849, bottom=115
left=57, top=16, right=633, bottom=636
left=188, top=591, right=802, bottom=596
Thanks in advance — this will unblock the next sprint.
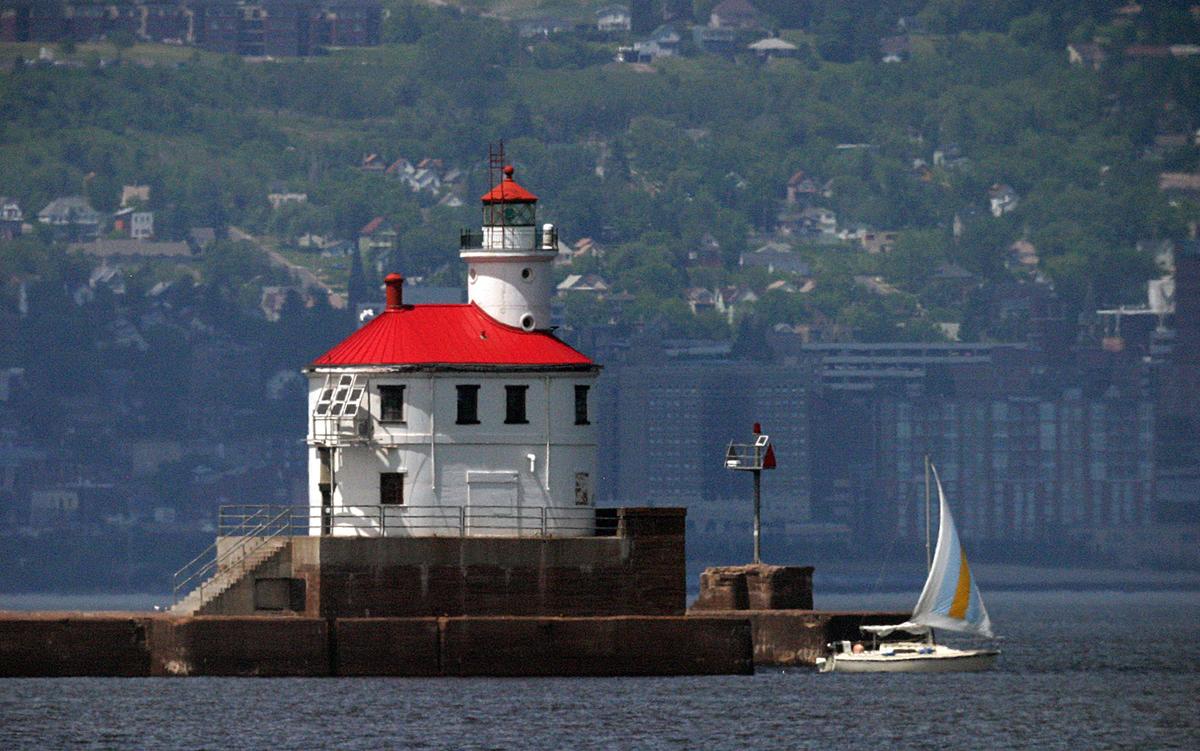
left=380, top=472, right=404, bottom=505
left=574, top=385, right=590, bottom=425
left=505, top=385, right=529, bottom=424
left=379, top=385, right=405, bottom=422
left=456, top=384, right=480, bottom=424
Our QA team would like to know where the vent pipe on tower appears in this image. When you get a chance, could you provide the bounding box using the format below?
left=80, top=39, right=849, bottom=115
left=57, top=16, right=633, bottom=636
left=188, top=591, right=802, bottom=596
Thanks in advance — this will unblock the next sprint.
left=385, top=273, right=404, bottom=310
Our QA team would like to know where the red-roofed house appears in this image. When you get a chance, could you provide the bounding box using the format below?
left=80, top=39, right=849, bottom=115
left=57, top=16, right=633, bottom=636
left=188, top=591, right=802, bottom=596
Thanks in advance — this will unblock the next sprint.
left=305, top=164, right=600, bottom=536
left=358, top=216, right=398, bottom=254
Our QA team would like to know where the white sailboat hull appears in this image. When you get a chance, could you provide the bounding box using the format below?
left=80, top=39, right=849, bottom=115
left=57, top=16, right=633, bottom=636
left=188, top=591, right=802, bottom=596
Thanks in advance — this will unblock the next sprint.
left=817, top=644, right=999, bottom=673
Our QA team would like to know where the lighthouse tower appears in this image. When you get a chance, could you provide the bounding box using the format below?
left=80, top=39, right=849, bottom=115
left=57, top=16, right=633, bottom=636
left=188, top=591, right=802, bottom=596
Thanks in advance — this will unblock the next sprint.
left=463, top=164, right=557, bottom=331
left=303, top=164, right=598, bottom=537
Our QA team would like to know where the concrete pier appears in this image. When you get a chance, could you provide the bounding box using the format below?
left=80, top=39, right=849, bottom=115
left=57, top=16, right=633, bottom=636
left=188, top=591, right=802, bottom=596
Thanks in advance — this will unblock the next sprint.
left=0, top=612, right=753, bottom=677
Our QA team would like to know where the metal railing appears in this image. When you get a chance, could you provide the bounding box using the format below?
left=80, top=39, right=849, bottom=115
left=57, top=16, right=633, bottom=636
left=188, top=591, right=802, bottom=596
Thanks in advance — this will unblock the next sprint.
left=217, top=504, right=618, bottom=539
left=172, top=505, right=293, bottom=606
left=459, top=227, right=557, bottom=251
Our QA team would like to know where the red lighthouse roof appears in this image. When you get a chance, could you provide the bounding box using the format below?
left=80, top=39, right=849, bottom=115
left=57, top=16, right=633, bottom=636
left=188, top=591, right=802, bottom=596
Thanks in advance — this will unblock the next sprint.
left=310, top=303, right=594, bottom=369
left=481, top=165, right=538, bottom=204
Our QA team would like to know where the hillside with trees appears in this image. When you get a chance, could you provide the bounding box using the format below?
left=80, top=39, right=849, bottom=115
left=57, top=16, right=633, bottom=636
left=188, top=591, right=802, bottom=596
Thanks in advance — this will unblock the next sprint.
left=2, top=1, right=1197, bottom=350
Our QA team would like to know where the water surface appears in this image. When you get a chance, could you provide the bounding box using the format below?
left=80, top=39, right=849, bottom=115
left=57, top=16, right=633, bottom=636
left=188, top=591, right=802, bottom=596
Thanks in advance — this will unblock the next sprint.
left=1, top=591, right=1196, bottom=749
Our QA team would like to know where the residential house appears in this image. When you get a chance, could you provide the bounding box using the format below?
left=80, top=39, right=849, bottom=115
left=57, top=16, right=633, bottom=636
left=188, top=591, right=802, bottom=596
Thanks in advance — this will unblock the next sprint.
left=623, top=23, right=681, bottom=62
left=0, top=197, right=22, bottom=241
left=987, top=183, right=1019, bottom=217
left=687, top=232, right=722, bottom=268
left=406, top=168, right=441, bottom=194
left=557, top=273, right=612, bottom=297
left=717, top=285, right=758, bottom=320
left=596, top=5, right=631, bottom=33
left=267, top=183, right=307, bottom=209
left=113, top=208, right=154, bottom=239
left=740, top=241, right=811, bottom=275
left=360, top=153, right=386, bottom=172
left=748, top=37, right=798, bottom=59
left=684, top=287, right=721, bottom=315
left=517, top=17, right=571, bottom=38
left=38, top=196, right=102, bottom=241
left=437, top=193, right=464, bottom=209
left=801, top=206, right=837, bottom=236
left=89, top=263, right=127, bottom=297
left=385, top=157, right=414, bottom=178
left=709, top=0, right=760, bottom=30
left=1159, top=173, right=1200, bottom=193
left=879, top=34, right=911, bottom=63
left=694, top=25, right=736, bottom=54
left=358, top=216, right=397, bottom=254
left=786, top=170, right=820, bottom=205
left=1067, top=42, right=1106, bottom=70
left=120, top=185, right=150, bottom=207
left=860, top=230, right=898, bottom=254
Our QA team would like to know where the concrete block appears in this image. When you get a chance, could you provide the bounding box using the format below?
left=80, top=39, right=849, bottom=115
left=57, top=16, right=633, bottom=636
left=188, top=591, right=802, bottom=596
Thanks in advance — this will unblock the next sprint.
left=0, top=614, right=155, bottom=677
left=440, top=616, right=753, bottom=676
left=160, top=616, right=329, bottom=676
left=334, top=618, right=441, bottom=676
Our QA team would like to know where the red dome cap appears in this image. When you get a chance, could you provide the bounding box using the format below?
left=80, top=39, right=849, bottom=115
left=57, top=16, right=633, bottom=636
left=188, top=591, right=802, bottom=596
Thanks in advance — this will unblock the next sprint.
left=481, top=165, right=538, bottom=204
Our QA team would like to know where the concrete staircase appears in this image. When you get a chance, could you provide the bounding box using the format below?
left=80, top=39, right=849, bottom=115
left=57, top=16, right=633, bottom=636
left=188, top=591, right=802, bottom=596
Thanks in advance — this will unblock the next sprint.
left=170, top=538, right=290, bottom=616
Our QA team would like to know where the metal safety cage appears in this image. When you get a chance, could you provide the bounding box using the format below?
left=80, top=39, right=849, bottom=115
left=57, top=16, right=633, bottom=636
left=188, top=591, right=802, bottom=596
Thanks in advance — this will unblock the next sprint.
left=724, top=434, right=770, bottom=470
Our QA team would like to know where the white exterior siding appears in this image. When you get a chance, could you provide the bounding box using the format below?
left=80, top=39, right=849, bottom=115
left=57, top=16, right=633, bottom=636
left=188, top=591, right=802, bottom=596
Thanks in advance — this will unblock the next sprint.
left=307, top=370, right=598, bottom=536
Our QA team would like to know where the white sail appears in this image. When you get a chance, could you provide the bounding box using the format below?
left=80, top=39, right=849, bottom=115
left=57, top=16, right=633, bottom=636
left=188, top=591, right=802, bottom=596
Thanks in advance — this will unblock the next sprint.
left=864, top=464, right=994, bottom=638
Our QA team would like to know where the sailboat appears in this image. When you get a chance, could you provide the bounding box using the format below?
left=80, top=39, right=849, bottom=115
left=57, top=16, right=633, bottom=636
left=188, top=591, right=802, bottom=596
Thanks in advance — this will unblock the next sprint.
left=817, top=460, right=1000, bottom=673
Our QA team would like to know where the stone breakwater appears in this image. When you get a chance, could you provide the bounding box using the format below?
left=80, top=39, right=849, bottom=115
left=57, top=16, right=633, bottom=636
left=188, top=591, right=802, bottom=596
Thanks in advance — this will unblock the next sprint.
left=0, top=608, right=909, bottom=677
left=0, top=613, right=754, bottom=677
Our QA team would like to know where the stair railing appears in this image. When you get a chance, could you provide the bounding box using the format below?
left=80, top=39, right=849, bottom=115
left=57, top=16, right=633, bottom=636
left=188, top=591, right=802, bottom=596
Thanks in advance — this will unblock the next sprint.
left=172, top=506, right=295, bottom=608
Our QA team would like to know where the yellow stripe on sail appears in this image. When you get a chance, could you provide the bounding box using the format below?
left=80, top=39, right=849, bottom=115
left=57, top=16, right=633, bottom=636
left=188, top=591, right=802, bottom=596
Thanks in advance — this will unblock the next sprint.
left=948, top=549, right=973, bottom=620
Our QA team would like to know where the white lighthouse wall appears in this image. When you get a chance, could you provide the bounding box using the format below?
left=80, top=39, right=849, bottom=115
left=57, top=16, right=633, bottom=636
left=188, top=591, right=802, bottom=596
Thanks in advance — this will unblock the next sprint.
left=307, top=371, right=598, bottom=537
left=464, top=255, right=556, bottom=329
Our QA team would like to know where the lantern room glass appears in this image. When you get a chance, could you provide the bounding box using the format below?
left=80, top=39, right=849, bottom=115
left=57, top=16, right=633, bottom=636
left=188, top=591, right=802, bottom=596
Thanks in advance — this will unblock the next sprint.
left=483, top=203, right=535, bottom=226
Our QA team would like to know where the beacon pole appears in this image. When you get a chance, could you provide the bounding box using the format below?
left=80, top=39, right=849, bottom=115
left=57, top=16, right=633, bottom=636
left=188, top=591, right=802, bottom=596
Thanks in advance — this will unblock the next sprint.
left=752, top=465, right=762, bottom=565
left=724, top=422, right=775, bottom=566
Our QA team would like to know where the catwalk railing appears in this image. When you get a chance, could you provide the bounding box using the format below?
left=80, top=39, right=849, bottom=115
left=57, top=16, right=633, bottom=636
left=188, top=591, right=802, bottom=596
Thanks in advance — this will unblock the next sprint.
left=217, top=504, right=619, bottom=538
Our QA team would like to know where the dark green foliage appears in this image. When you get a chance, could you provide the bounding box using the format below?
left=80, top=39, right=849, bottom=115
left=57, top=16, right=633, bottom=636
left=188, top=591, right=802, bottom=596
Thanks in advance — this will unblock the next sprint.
left=0, top=0, right=1191, bottom=349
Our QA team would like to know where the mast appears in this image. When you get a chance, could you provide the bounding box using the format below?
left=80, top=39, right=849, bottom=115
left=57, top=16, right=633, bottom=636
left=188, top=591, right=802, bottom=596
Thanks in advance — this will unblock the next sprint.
left=924, top=454, right=932, bottom=572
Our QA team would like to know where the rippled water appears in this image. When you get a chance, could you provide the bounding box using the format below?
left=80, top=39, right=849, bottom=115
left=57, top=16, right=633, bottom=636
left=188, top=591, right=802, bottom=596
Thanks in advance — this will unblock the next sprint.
left=1, top=591, right=1197, bottom=750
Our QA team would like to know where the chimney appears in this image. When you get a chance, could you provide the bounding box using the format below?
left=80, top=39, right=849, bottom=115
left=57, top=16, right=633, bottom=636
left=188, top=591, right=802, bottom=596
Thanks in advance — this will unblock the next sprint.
left=385, top=273, right=404, bottom=310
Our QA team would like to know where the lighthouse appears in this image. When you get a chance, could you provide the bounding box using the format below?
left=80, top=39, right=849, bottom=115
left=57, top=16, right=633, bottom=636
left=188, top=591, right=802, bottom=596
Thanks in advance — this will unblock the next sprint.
left=304, top=165, right=599, bottom=536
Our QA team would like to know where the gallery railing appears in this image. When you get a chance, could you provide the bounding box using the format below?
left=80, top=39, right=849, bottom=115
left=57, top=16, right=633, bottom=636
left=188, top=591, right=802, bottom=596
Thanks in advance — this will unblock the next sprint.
left=217, top=504, right=618, bottom=538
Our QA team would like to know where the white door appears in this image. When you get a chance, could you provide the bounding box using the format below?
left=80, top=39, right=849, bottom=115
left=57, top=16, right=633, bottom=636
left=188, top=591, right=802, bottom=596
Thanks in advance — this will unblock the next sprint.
left=466, top=472, right=522, bottom=535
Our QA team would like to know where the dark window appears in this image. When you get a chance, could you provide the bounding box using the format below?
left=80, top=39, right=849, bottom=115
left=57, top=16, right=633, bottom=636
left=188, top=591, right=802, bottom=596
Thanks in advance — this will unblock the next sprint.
left=380, top=472, right=404, bottom=505
left=505, top=385, right=529, bottom=424
left=379, top=385, right=405, bottom=422
left=456, top=384, right=480, bottom=424
left=575, top=385, right=590, bottom=425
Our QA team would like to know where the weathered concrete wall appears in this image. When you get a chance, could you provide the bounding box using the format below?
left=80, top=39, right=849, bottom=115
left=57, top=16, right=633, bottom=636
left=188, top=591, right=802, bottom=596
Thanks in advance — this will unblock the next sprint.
left=688, top=610, right=911, bottom=667
left=0, top=614, right=160, bottom=676
left=0, top=610, right=752, bottom=677
left=334, top=618, right=441, bottom=676
left=287, top=507, right=686, bottom=619
left=438, top=616, right=753, bottom=677
left=154, top=616, right=330, bottom=677
left=692, top=564, right=814, bottom=611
